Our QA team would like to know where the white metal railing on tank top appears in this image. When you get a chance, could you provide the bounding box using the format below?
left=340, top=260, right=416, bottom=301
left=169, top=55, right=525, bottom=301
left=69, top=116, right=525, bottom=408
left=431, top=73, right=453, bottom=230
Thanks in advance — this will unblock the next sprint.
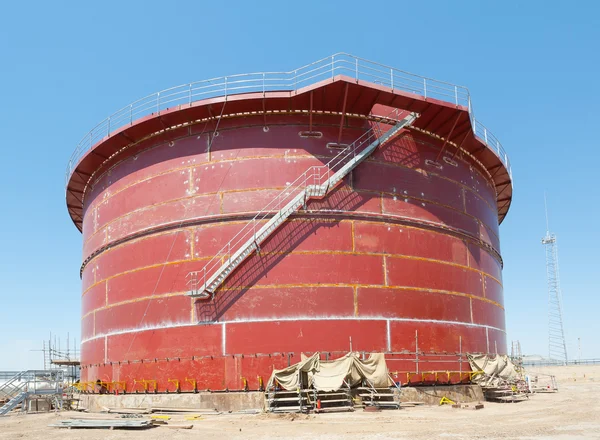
left=65, top=53, right=511, bottom=187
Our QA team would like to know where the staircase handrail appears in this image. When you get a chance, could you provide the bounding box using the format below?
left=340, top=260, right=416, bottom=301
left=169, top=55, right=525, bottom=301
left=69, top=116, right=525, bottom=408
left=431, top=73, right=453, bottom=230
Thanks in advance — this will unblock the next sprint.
left=0, top=370, right=64, bottom=400
left=187, top=108, right=405, bottom=294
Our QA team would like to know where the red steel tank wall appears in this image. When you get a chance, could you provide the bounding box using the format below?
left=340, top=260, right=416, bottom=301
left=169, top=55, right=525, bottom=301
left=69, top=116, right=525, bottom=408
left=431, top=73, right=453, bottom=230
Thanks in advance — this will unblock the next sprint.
left=79, top=113, right=505, bottom=392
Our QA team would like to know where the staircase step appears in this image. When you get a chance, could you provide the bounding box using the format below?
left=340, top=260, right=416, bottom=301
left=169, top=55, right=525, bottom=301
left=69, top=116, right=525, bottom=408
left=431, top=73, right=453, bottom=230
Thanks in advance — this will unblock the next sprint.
left=268, top=406, right=303, bottom=413
left=191, top=113, right=416, bottom=296
left=266, top=389, right=314, bottom=394
left=359, top=394, right=395, bottom=398
left=316, top=399, right=351, bottom=404
left=315, top=407, right=354, bottom=413
left=0, top=392, right=28, bottom=416
left=356, top=387, right=393, bottom=391
left=316, top=392, right=350, bottom=397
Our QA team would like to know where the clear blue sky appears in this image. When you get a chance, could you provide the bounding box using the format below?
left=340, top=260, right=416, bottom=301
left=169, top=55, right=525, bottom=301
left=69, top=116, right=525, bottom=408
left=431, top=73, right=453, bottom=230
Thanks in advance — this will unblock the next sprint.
left=0, top=1, right=598, bottom=370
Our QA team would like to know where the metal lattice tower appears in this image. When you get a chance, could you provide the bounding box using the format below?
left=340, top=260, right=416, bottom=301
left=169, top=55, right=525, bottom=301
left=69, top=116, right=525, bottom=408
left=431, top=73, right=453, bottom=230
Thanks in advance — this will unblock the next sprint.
left=542, top=197, right=568, bottom=364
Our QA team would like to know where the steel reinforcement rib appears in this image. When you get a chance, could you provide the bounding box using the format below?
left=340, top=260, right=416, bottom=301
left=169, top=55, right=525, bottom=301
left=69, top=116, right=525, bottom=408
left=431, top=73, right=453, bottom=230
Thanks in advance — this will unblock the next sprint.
left=186, top=112, right=418, bottom=299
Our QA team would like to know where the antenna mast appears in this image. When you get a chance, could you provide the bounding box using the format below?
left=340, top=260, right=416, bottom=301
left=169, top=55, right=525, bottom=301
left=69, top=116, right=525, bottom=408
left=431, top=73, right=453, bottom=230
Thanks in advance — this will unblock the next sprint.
left=541, top=195, right=568, bottom=364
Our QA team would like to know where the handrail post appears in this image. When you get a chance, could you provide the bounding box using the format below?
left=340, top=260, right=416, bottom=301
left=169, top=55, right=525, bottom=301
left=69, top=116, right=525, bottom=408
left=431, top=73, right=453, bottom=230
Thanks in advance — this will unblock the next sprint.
left=355, top=58, right=358, bottom=81
left=156, top=92, right=160, bottom=115
left=189, top=83, right=192, bottom=105
left=331, top=55, right=334, bottom=80
left=484, top=128, right=488, bottom=144
left=262, top=73, right=265, bottom=95
left=130, top=104, right=133, bottom=125
left=390, top=68, right=394, bottom=90
left=423, top=79, right=427, bottom=99
left=107, top=117, right=111, bottom=136
left=454, top=86, right=458, bottom=105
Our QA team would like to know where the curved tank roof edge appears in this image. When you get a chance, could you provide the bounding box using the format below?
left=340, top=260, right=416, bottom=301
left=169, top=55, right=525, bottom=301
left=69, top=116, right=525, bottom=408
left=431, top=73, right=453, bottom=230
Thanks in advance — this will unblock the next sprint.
left=66, top=56, right=512, bottom=231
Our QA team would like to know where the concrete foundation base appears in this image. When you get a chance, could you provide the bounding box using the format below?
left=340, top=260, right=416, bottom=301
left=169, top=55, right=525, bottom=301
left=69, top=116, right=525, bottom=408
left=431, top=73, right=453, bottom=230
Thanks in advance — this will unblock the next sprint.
left=399, top=385, right=484, bottom=405
left=80, top=385, right=483, bottom=412
left=80, top=392, right=265, bottom=413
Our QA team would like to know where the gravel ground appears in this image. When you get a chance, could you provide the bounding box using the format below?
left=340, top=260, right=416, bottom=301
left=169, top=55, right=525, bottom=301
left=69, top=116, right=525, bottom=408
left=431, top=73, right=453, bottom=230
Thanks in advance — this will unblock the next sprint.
left=1, top=365, right=598, bottom=440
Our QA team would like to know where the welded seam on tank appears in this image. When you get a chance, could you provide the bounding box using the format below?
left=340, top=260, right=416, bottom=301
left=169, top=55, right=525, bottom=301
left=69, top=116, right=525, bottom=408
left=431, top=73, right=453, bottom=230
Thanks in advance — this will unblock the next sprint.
left=82, top=131, right=498, bottom=226
left=85, top=201, right=499, bottom=258
left=81, top=284, right=504, bottom=322
left=83, top=163, right=499, bottom=248
left=82, top=287, right=505, bottom=322
left=77, top=112, right=372, bottom=207
left=79, top=210, right=504, bottom=279
left=80, top=317, right=507, bottom=344
left=81, top=239, right=504, bottom=290
left=72, top=110, right=506, bottom=217
left=80, top=183, right=504, bottom=260
left=82, top=145, right=500, bottom=254
left=82, top=291, right=185, bottom=316
left=80, top=248, right=503, bottom=296
left=84, top=129, right=495, bottom=210
left=80, top=241, right=504, bottom=299
left=82, top=185, right=500, bottom=262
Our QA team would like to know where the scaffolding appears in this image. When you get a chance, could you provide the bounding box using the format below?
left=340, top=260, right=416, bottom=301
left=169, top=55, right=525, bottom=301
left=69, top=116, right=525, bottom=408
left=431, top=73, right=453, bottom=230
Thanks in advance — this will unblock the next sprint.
left=39, top=333, right=80, bottom=385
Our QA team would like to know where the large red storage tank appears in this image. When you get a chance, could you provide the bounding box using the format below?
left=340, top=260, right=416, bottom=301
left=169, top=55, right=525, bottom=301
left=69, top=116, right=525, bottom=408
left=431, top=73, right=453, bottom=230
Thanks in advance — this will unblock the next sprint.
left=67, top=54, right=512, bottom=392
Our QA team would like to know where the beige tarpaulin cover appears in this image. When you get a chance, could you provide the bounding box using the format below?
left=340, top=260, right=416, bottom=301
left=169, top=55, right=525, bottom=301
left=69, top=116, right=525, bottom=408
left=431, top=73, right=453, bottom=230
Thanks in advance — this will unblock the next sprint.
left=467, top=354, right=520, bottom=387
left=266, top=352, right=321, bottom=391
left=268, top=352, right=393, bottom=391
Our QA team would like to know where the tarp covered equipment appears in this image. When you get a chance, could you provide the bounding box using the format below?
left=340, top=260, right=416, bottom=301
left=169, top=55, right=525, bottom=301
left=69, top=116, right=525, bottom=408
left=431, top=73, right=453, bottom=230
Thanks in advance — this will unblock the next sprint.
left=267, top=352, right=393, bottom=392
left=467, top=354, right=520, bottom=387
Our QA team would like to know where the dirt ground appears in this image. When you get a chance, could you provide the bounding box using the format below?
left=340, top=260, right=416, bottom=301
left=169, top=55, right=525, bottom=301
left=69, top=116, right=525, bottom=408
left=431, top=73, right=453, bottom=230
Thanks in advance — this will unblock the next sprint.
left=1, top=365, right=599, bottom=440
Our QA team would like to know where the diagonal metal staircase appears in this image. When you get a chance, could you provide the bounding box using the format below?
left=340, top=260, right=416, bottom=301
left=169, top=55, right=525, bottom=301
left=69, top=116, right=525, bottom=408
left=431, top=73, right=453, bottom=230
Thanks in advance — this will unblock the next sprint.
left=0, top=370, right=64, bottom=416
left=187, top=111, right=418, bottom=299
left=0, top=370, right=31, bottom=404
left=0, top=392, right=27, bottom=416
